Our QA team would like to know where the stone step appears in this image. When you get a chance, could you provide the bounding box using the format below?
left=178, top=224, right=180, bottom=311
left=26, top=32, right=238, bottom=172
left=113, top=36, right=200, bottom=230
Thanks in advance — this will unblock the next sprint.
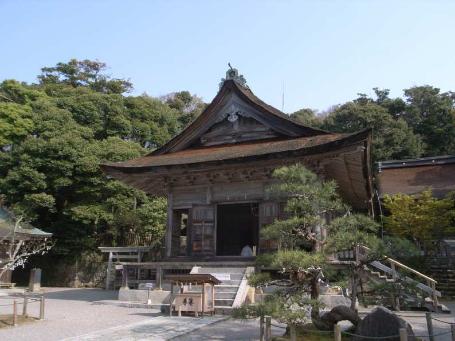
left=216, top=280, right=242, bottom=286
left=214, top=306, right=233, bottom=315
left=215, top=292, right=237, bottom=299
left=215, top=298, right=234, bottom=306
left=215, top=285, right=240, bottom=293
left=197, top=268, right=246, bottom=274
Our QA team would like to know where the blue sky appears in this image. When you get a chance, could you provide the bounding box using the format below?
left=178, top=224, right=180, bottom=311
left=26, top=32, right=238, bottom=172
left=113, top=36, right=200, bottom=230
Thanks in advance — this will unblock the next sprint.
left=1, top=0, right=454, bottom=113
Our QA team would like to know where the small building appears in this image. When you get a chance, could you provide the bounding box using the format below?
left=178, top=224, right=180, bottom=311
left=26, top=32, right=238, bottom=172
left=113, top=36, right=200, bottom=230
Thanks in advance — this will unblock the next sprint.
left=102, top=68, right=373, bottom=261
left=0, top=206, right=52, bottom=286
left=377, top=155, right=455, bottom=198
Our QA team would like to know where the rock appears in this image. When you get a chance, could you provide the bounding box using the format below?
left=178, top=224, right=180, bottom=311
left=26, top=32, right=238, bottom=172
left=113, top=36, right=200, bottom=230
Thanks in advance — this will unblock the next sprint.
left=354, top=307, right=415, bottom=341
left=312, top=305, right=360, bottom=331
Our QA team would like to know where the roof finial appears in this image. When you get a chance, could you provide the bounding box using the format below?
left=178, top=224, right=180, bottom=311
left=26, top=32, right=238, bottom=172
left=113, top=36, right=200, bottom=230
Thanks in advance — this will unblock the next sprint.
left=220, top=63, right=248, bottom=89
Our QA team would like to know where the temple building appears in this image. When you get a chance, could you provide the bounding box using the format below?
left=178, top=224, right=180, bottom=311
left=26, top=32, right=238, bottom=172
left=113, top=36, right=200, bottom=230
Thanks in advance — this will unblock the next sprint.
left=102, top=68, right=374, bottom=260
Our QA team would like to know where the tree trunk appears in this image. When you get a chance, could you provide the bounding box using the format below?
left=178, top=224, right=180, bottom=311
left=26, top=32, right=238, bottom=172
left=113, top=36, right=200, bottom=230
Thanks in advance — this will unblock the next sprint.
left=350, top=272, right=358, bottom=311
left=310, top=274, right=320, bottom=321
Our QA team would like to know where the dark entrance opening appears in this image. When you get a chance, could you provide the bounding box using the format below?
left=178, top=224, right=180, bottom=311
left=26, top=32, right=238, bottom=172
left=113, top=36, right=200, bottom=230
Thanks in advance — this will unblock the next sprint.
left=216, top=203, right=259, bottom=256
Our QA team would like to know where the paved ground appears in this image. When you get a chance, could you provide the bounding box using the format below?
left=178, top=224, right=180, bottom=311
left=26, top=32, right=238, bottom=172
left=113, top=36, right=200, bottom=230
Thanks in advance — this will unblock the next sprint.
left=0, top=288, right=224, bottom=341
left=172, top=318, right=284, bottom=341
left=0, top=288, right=453, bottom=341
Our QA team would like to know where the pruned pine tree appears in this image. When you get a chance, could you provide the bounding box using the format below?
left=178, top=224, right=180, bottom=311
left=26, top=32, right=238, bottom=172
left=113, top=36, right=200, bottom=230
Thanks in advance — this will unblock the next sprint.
left=237, top=164, right=416, bottom=331
left=237, top=164, right=347, bottom=328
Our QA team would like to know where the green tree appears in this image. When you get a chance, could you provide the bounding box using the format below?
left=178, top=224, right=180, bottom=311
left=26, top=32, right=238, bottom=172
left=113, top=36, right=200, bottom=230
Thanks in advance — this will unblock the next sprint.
left=383, top=189, right=455, bottom=248
left=0, top=60, right=176, bottom=266
left=38, top=59, right=133, bottom=94
left=163, top=91, right=206, bottom=127
left=323, top=101, right=424, bottom=162
left=402, top=86, right=455, bottom=156
left=290, top=108, right=322, bottom=128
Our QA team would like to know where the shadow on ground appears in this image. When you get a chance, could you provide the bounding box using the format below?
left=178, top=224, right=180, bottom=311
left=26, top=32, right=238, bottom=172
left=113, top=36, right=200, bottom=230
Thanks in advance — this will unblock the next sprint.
left=43, top=288, right=118, bottom=302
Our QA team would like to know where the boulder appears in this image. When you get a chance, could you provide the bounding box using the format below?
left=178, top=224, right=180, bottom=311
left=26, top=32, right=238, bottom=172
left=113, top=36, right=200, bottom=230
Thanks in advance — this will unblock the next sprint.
left=312, top=305, right=360, bottom=331
left=354, top=307, right=415, bottom=341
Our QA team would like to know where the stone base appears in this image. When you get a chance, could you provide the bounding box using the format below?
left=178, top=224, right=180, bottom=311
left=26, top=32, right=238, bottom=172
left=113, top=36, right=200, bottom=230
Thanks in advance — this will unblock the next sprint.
left=118, top=288, right=170, bottom=304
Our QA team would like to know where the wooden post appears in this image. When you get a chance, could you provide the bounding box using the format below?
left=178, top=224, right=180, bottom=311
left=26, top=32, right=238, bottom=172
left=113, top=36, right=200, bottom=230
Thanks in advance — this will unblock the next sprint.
left=290, top=324, right=296, bottom=341
left=450, top=324, right=455, bottom=341
left=178, top=306, right=181, bottom=317
left=259, top=316, right=264, bottom=341
left=105, top=251, right=113, bottom=290
left=426, top=312, right=434, bottom=341
left=334, top=323, right=341, bottom=341
left=13, top=300, right=17, bottom=326
left=169, top=282, right=174, bottom=317
left=399, top=328, right=407, bottom=341
left=121, top=265, right=129, bottom=290
left=155, top=265, right=162, bottom=290
left=430, top=281, right=439, bottom=308
left=202, top=284, right=205, bottom=317
left=391, top=262, right=397, bottom=280
left=22, top=296, right=28, bottom=316
left=39, top=296, right=45, bottom=320
left=265, top=315, right=272, bottom=341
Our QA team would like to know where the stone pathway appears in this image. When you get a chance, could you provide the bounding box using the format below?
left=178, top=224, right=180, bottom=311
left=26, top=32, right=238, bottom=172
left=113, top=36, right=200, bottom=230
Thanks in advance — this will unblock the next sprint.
left=62, top=315, right=228, bottom=341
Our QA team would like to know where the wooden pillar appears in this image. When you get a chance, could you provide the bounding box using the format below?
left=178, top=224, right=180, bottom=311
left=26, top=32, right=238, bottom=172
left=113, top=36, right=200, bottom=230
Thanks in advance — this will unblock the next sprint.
left=12, top=300, right=17, bottom=326
left=165, top=191, right=173, bottom=258
left=334, top=323, right=341, bottom=341
left=399, top=328, right=407, bottom=341
left=264, top=316, right=272, bottom=341
left=105, top=251, right=113, bottom=290
left=39, top=296, right=45, bottom=320
left=155, top=265, right=162, bottom=290
left=121, top=265, right=129, bottom=290
left=22, top=296, right=28, bottom=316
left=426, top=312, right=434, bottom=341
left=202, top=283, right=205, bottom=317
left=169, top=282, right=174, bottom=317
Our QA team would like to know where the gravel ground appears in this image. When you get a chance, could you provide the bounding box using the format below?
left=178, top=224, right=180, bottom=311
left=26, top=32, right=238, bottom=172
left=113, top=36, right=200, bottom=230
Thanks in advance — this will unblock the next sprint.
left=0, top=287, right=162, bottom=341
left=0, top=288, right=452, bottom=341
left=172, top=318, right=285, bottom=341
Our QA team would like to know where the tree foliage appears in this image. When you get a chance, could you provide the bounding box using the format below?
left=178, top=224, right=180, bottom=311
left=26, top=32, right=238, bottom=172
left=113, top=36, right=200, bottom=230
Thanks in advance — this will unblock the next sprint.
left=383, top=189, right=455, bottom=247
left=0, top=59, right=202, bottom=264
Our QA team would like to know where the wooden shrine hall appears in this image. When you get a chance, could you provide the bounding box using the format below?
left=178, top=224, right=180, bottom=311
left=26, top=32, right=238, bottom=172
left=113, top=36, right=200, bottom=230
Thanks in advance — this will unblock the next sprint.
left=102, top=67, right=373, bottom=262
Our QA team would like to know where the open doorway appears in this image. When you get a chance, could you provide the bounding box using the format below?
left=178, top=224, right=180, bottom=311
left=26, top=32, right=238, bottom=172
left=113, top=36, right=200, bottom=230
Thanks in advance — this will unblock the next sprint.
left=216, top=203, right=259, bottom=256
left=171, top=209, right=189, bottom=257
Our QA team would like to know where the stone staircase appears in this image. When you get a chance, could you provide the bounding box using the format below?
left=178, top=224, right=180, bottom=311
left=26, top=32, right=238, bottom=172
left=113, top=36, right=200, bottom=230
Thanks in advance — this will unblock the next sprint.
left=190, top=266, right=253, bottom=314
left=426, top=258, right=455, bottom=298
left=363, top=261, right=450, bottom=313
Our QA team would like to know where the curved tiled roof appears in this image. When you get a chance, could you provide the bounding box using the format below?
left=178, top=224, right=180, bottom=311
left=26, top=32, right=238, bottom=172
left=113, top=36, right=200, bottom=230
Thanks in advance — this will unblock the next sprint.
left=102, top=130, right=370, bottom=170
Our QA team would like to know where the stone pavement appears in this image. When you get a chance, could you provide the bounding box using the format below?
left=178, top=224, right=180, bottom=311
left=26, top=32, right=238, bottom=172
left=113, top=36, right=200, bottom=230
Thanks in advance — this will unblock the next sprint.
left=62, top=315, right=228, bottom=341
left=0, top=288, right=453, bottom=341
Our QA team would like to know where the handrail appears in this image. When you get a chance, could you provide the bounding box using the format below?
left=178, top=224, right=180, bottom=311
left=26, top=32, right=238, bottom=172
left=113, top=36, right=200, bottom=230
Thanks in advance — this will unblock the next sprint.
left=358, top=245, right=437, bottom=284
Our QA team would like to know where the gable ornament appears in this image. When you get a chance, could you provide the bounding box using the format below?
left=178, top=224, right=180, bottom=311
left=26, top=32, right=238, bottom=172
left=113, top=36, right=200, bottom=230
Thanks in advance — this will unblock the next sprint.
left=219, top=63, right=248, bottom=89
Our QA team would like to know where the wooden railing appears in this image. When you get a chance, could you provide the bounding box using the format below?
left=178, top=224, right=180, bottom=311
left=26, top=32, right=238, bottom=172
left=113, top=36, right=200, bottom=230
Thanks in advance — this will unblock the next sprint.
left=357, top=245, right=440, bottom=308
left=335, top=244, right=440, bottom=308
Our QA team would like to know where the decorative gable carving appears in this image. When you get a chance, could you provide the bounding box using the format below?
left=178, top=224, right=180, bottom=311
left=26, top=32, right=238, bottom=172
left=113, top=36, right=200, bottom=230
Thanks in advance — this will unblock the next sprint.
left=199, top=115, right=280, bottom=146
left=151, top=77, right=328, bottom=155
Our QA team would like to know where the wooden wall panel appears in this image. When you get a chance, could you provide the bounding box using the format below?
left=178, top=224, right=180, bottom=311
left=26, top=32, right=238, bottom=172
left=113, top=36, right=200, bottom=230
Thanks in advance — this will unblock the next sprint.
left=212, top=181, right=265, bottom=202
left=173, top=187, right=207, bottom=208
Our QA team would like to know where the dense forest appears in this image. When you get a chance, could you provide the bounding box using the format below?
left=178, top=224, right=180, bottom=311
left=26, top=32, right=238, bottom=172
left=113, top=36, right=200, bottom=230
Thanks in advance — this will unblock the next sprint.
left=1, top=59, right=454, bottom=283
